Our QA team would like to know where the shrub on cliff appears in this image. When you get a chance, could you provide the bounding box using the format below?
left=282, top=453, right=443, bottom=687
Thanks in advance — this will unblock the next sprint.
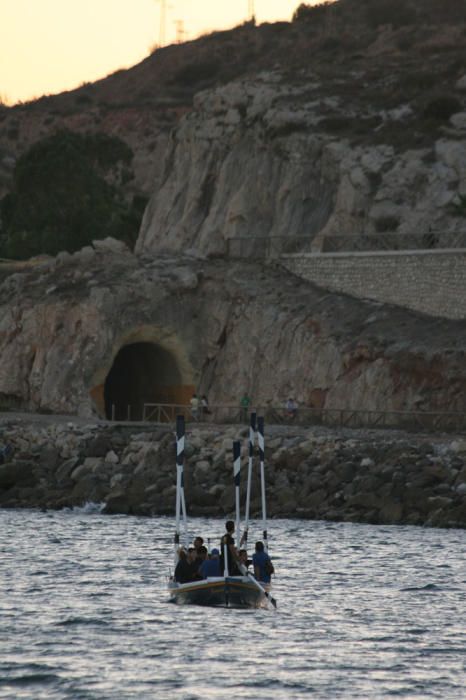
left=423, top=96, right=462, bottom=122
left=172, top=61, right=219, bottom=86
left=292, top=2, right=334, bottom=23
left=0, top=130, right=142, bottom=260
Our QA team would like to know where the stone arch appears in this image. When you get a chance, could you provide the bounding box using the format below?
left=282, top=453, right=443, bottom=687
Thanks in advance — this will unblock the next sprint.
left=90, top=326, right=196, bottom=420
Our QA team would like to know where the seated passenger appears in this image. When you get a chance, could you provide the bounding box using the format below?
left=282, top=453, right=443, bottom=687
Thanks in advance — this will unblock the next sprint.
left=252, top=541, right=274, bottom=583
left=196, top=545, right=208, bottom=570
left=200, top=548, right=221, bottom=578
left=238, top=549, right=252, bottom=570
left=193, top=536, right=204, bottom=554
left=174, top=548, right=193, bottom=583
left=187, top=546, right=203, bottom=580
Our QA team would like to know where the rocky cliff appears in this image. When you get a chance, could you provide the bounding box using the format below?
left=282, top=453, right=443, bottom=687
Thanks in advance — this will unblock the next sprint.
left=2, top=0, right=466, bottom=248
left=1, top=0, right=466, bottom=416
left=137, top=68, right=466, bottom=256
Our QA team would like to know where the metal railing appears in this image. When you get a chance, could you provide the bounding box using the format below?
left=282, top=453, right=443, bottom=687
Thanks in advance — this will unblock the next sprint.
left=227, top=236, right=315, bottom=260
left=137, top=403, right=466, bottom=434
left=321, top=230, right=466, bottom=253
left=226, top=231, right=466, bottom=260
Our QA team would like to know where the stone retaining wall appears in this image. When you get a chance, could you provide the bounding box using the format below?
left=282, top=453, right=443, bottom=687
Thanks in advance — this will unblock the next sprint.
left=280, top=249, right=466, bottom=320
left=1, top=418, right=465, bottom=529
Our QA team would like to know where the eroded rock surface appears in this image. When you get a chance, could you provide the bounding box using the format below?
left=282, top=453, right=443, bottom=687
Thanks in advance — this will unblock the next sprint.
left=2, top=246, right=466, bottom=416
left=137, top=71, right=466, bottom=256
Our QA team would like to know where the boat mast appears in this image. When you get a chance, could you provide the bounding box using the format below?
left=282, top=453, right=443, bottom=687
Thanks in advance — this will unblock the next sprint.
left=175, top=414, right=188, bottom=562
left=233, top=440, right=241, bottom=549
left=242, top=411, right=256, bottom=548
left=258, top=416, right=268, bottom=552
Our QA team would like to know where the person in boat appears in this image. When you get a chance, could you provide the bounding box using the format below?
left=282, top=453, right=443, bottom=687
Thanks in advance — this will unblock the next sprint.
left=174, top=548, right=193, bottom=583
left=252, top=541, right=274, bottom=584
left=192, top=539, right=206, bottom=572
left=199, top=548, right=221, bottom=578
left=196, top=545, right=208, bottom=570
left=220, top=520, right=240, bottom=575
left=187, top=546, right=203, bottom=580
left=238, top=549, right=252, bottom=570
left=193, top=536, right=204, bottom=554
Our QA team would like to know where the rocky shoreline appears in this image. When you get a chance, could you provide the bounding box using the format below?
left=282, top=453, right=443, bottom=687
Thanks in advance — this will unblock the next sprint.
left=1, top=415, right=465, bottom=529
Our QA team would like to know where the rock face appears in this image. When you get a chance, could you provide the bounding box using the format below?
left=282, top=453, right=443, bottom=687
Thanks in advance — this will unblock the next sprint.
left=137, top=71, right=466, bottom=257
left=1, top=3, right=466, bottom=424
left=137, top=77, right=336, bottom=256
left=1, top=417, right=465, bottom=529
left=2, top=245, right=466, bottom=417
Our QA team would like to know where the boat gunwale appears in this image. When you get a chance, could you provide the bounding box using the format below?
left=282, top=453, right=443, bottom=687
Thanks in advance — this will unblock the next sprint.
left=168, top=576, right=267, bottom=595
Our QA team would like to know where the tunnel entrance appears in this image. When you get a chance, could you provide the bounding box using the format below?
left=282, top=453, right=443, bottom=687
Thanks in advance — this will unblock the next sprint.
left=103, top=342, right=194, bottom=420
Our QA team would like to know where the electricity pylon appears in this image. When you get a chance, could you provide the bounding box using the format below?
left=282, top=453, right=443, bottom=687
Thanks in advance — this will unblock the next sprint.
left=174, top=19, right=187, bottom=44
left=155, top=0, right=172, bottom=47
left=248, top=0, right=255, bottom=21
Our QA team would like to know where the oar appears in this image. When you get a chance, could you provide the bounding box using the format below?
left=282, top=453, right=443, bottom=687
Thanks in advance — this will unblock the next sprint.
left=238, top=562, right=277, bottom=609
left=233, top=440, right=241, bottom=549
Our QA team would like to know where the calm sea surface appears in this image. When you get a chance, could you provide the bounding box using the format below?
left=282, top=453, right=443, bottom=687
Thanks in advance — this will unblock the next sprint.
left=0, top=507, right=465, bottom=699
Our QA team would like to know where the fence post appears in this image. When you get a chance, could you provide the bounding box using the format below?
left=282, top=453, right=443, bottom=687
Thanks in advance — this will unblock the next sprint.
left=111, top=404, right=115, bottom=421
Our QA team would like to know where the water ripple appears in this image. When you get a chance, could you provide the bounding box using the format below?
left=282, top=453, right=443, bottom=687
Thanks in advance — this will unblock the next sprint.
left=0, top=510, right=465, bottom=699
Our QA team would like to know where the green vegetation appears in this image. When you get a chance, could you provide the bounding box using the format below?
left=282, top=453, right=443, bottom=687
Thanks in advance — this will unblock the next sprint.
left=452, top=195, right=466, bottom=217
left=292, top=3, right=334, bottom=23
left=0, top=130, right=145, bottom=260
left=172, top=61, right=220, bottom=86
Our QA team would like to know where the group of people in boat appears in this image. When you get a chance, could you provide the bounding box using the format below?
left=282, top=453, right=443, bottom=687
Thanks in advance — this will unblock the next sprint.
left=174, top=520, right=274, bottom=584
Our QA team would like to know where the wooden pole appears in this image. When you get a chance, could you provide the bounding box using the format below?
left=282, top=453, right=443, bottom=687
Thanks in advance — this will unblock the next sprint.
left=258, top=416, right=268, bottom=552
left=242, top=411, right=256, bottom=547
left=174, top=414, right=184, bottom=563
left=233, top=440, right=241, bottom=549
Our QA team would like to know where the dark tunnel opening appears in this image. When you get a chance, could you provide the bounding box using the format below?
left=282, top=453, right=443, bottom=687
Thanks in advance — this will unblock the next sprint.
left=104, top=342, right=192, bottom=420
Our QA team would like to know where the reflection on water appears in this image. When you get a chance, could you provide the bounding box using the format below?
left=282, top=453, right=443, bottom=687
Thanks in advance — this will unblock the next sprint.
left=0, top=509, right=465, bottom=699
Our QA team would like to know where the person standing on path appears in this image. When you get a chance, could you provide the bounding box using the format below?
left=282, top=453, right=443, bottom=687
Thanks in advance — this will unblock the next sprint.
left=240, top=393, right=251, bottom=423
left=190, top=394, right=200, bottom=421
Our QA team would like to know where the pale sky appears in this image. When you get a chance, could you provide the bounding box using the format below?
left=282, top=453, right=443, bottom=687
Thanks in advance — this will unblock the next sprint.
left=0, top=0, right=312, bottom=105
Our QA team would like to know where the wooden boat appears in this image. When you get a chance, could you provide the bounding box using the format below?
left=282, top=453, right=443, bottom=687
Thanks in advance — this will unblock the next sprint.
left=168, top=576, right=268, bottom=608
left=167, top=413, right=276, bottom=609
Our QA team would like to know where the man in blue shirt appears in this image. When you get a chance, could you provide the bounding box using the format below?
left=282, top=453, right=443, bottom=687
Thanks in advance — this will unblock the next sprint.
left=200, top=548, right=221, bottom=578
left=252, top=541, right=274, bottom=583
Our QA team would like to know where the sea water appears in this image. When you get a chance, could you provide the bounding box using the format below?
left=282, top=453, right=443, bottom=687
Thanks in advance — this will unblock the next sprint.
left=0, top=508, right=465, bottom=699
